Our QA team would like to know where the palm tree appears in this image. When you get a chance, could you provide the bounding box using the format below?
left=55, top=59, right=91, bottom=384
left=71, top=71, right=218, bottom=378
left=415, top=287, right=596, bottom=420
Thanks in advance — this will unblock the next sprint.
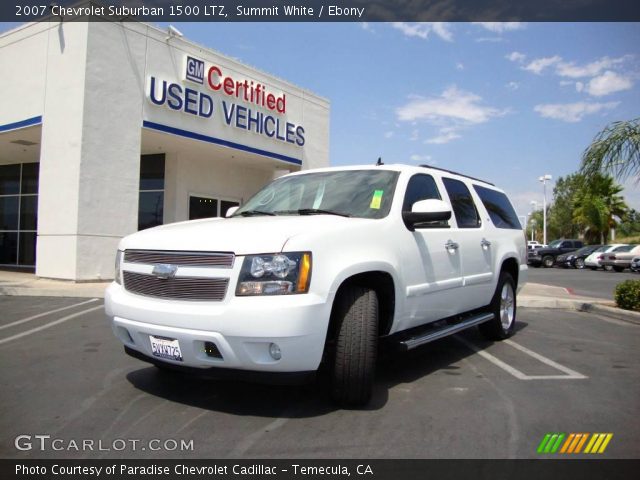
left=573, top=174, right=628, bottom=243
left=581, top=118, right=640, bottom=182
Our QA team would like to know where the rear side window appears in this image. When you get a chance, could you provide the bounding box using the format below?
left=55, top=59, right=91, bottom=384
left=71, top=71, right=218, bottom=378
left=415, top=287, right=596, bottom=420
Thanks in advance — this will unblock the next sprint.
left=403, top=174, right=441, bottom=211
left=473, top=185, right=521, bottom=230
left=442, top=178, right=480, bottom=228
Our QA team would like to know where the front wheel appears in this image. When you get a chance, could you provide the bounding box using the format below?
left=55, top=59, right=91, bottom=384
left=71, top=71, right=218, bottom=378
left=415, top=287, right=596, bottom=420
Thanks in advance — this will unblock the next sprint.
left=331, top=286, right=378, bottom=406
left=479, top=272, right=517, bottom=341
left=542, top=255, right=554, bottom=268
left=574, top=258, right=585, bottom=269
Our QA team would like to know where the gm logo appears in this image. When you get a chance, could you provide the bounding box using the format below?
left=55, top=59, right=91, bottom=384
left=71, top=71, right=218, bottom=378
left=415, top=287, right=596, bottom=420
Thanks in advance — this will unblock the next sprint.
left=185, top=56, right=204, bottom=84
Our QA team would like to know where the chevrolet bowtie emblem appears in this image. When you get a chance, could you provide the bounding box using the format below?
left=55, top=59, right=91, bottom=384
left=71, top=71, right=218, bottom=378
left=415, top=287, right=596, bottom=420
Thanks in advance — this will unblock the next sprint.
left=151, top=264, right=178, bottom=279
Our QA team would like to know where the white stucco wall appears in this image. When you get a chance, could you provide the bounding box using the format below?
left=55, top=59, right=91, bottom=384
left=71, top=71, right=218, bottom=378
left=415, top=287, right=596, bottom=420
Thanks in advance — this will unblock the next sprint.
left=0, top=20, right=330, bottom=280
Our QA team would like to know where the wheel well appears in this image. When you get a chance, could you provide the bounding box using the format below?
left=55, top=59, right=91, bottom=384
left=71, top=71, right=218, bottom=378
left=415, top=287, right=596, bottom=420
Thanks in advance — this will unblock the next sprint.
left=501, top=257, right=519, bottom=287
left=327, top=272, right=395, bottom=343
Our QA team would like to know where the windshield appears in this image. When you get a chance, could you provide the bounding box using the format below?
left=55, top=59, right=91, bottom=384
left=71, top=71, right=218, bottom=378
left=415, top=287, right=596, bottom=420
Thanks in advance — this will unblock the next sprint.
left=547, top=240, right=563, bottom=248
left=234, top=170, right=400, bottom=219
left=614, top=245, right=635, bottom=252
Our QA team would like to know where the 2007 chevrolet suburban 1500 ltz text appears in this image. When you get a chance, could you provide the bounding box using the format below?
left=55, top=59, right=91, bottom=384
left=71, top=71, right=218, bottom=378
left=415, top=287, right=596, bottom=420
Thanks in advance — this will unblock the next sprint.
left=105, top=164, right=527, bottom=406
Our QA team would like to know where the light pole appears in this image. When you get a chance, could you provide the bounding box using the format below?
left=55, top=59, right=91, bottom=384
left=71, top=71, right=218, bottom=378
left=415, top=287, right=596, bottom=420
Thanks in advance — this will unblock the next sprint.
left=529, top=201, right=538, bottom=242
left=539, top=174, right=552, bottom=245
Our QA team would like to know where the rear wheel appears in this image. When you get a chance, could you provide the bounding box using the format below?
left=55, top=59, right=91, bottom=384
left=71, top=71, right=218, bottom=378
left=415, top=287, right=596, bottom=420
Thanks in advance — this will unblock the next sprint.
left=542, top=255, right=554, bottom=268
left=574, top=258, right=585, bottom=269
left=330, top=286, right=378, bottom=406
left=479, top=272, right=516, bottom=341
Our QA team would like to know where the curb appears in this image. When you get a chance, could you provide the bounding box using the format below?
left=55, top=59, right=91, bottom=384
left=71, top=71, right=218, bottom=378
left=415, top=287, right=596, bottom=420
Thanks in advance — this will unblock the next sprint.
left=579, top=303, right=640, bottom=326
left=0, top=286, right=106, bottom=298
left=519, top=295, right=640, bottom=325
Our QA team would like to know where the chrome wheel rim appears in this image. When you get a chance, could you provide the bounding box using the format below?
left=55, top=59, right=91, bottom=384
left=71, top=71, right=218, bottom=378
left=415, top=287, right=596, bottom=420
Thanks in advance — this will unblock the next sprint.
left=575, top=259, right=584, bottom=269
left=500, top=283, right=515, bottom=330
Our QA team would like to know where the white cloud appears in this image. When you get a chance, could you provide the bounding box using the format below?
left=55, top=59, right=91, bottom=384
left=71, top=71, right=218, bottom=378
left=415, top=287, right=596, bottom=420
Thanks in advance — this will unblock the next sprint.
left=506, top=51, right=526, bottom=63
left=523, top=55, right=562, bottom=75
left=425, top=129, right=462, bottom=144
left=473, top=22, right=526, bottom=33
left=383, top=131, right=394, bottom=139
left=475, top=37, right=503, bottom=43
left=506, top=81, right=519, bottom=90
left=586, top=71, right=633, bottom=96
left=576, top=81, right=585, bottom=92
left=396, top=86, right=506, bottom=124
left=391, top=22, right=453, bottom=42
left=534, top=101, right=619, bottom=123
left=410, top=154, right=432, bottom=162
left=360, top=22, right=373, bottom=32
left=456, top=62, right=464, bottom=71
left=556, top=56, right=628, bottom=78
left=410, top=129, right=419, bottom=141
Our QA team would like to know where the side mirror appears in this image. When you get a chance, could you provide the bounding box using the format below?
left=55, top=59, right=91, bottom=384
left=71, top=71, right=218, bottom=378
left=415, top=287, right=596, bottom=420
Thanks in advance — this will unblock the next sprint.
left=225, top=206, right=239, bottom=218
left=403, top=199, right=451, bottom=231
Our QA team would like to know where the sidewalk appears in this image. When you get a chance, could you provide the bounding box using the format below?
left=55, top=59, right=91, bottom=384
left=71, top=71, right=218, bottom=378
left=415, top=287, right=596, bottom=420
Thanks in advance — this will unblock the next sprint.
left=1, top=271, right=638, bottom=324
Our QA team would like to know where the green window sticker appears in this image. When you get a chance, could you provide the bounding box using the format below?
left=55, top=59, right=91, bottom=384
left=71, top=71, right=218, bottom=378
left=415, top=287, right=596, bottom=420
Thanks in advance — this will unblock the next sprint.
left=370, top=190, right=384, bottom=209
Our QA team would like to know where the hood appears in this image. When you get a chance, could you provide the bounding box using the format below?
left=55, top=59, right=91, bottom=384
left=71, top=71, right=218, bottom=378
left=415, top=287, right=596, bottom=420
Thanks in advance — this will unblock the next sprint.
left=119, top=215, right=358, bottom=254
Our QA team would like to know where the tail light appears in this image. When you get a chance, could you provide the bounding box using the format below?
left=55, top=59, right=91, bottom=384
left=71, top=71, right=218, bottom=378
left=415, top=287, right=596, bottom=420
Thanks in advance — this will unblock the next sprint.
left=610, top=255, right=616, bottom=260
left=598, top=255, right=604, bottom=260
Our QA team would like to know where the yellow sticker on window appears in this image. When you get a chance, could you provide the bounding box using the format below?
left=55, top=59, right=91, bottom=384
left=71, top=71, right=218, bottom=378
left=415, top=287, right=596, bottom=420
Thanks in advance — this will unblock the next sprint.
left=370, top=190, right=383, bottom=209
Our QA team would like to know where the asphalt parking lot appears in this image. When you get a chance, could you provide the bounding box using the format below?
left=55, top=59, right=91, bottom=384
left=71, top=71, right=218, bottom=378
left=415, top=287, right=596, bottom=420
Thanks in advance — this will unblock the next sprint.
left=0, top=296, right=638, bottom=459
left=528, top=266, right=638, bottom=300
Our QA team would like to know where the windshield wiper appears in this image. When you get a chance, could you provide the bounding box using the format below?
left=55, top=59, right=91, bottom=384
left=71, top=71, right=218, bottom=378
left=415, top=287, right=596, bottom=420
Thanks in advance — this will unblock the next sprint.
left=296, top=208, right=352, bottom=217
left=236, top=210, right=276, bottom=216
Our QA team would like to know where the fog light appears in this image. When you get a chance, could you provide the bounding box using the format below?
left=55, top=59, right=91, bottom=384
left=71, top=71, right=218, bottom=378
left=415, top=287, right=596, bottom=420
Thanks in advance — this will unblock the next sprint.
left=269, top=343, right=281, bottom=361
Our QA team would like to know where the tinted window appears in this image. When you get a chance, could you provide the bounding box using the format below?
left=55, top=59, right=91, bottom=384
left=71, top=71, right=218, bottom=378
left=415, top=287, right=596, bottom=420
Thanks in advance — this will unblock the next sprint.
left=473, top=185, right=521, bottom=229
left=139, top=154, right=165, bottom=191
left=0, top=164, right=20, bottom=195
left=21, top=163, right=39, bottom=194
left=138, top=191, right=164, bottom=230
left=402, top=174, right=441, bottom=211
left=561, top=241, right=572, bottom=248
left=442, top=178, right=480, bottom=228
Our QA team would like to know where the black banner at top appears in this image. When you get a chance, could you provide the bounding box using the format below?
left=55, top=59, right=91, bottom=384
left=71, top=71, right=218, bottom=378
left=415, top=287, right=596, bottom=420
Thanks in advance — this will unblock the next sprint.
left=3, top=0, right=640, bottom=23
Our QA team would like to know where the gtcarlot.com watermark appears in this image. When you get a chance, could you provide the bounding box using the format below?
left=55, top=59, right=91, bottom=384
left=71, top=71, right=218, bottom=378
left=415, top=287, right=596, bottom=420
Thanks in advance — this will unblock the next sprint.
left=15, top=434, right=194, bottom=452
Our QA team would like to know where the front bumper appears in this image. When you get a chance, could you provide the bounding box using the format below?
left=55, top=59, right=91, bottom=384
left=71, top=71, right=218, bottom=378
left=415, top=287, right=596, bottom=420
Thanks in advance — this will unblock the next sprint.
left=105, top=282, right=332, bottom=374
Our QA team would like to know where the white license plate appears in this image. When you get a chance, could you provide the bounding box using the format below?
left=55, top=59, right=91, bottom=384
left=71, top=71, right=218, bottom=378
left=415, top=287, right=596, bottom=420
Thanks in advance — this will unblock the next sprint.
left=149, top=335, right=183, bottom=362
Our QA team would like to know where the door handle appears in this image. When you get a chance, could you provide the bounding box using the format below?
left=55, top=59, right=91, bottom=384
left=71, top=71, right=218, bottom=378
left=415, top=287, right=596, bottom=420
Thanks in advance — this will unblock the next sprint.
left=445, top=240, right=459, bottom=251
left=481, top=238, right=492, bottom=248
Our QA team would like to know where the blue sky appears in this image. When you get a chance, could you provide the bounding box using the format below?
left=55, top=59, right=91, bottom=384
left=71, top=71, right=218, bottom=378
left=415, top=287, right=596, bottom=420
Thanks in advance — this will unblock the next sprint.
left=156, top=21, right=640, bottom=216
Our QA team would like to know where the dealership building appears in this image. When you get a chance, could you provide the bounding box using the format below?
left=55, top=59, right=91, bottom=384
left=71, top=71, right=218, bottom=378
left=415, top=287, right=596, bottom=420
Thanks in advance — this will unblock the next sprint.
left=0, top=19, right=330, bottom=280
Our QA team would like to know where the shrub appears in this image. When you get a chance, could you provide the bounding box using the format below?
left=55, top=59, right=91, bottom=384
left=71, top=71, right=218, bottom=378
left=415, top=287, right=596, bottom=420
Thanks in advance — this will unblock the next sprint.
left=614, top=280, right=640, bottom=311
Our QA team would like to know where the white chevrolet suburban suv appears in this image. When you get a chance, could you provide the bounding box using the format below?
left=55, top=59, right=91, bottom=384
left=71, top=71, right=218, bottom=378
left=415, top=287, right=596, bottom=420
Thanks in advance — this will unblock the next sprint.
left=105, top=164, right=527, bottom=405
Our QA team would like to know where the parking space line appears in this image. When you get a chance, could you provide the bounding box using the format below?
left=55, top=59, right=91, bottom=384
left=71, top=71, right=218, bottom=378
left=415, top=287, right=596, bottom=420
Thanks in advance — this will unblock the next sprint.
left=503, top=339, right=587, bottom=379
left=0, top=305, right=103, bottom=345
left=0, top=298, right=99, bottom=331
left=455, top=336, right=587, bottom=380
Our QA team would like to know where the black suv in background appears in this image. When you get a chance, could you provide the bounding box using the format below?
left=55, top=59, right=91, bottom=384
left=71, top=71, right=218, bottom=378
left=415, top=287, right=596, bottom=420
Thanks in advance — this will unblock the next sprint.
left=528, top=239, right=584, bottom=268
left=555, top=244, right=602, bottom=269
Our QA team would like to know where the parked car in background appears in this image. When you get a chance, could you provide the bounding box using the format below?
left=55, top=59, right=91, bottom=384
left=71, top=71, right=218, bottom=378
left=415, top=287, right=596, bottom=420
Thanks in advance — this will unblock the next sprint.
left=601, top=245, right=640, bottom=272
left=584, top=244, right=627, bottom=270
left=555, top=245, right=603, bottom=269
left=631, top=256, right=640, bottom=273
left=528, top=239, right=584, bottom=268
left=527, top=241, right=543, bottom=250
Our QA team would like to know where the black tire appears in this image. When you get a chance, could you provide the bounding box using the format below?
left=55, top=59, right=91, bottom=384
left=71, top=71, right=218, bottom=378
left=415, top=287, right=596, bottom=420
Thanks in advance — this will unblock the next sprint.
left=330, top=286, right=378, bottom=406
left=542, top=255, right=554, bottom=268
left=613, top=266, right=624, bottom=273
left=574, top=258, right=585, bottom=269
left=479, top=272, right=517, bottom=341
left=590, top=266, right=597, bottom=271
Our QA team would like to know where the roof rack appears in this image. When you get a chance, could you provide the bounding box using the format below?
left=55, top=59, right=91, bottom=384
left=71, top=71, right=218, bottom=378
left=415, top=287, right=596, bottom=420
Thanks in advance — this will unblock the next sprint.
left=419, top=164, right=495, bottom=186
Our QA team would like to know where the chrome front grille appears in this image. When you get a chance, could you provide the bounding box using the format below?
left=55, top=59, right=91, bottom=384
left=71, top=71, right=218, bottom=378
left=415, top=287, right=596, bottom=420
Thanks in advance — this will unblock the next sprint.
left=123, top=271, right=229, bottom=301
left=124, top=250, right=234, bottom=268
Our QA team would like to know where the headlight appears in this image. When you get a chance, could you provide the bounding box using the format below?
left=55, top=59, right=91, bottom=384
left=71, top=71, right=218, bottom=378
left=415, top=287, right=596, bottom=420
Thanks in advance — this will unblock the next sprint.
left=236, top=252, right=312, bottom=296
left=114, top=250, right=124, bottom=285
left=567, top=255, right=575, bottom=260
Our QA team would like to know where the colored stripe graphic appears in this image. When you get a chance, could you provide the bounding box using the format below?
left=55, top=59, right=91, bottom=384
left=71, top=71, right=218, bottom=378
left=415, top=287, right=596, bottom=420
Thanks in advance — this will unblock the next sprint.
left=537, top=433, right=565, bottom=453
left=584, top=433, right=614, bottom=454
left=540, top=433, right=613, bottom=454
